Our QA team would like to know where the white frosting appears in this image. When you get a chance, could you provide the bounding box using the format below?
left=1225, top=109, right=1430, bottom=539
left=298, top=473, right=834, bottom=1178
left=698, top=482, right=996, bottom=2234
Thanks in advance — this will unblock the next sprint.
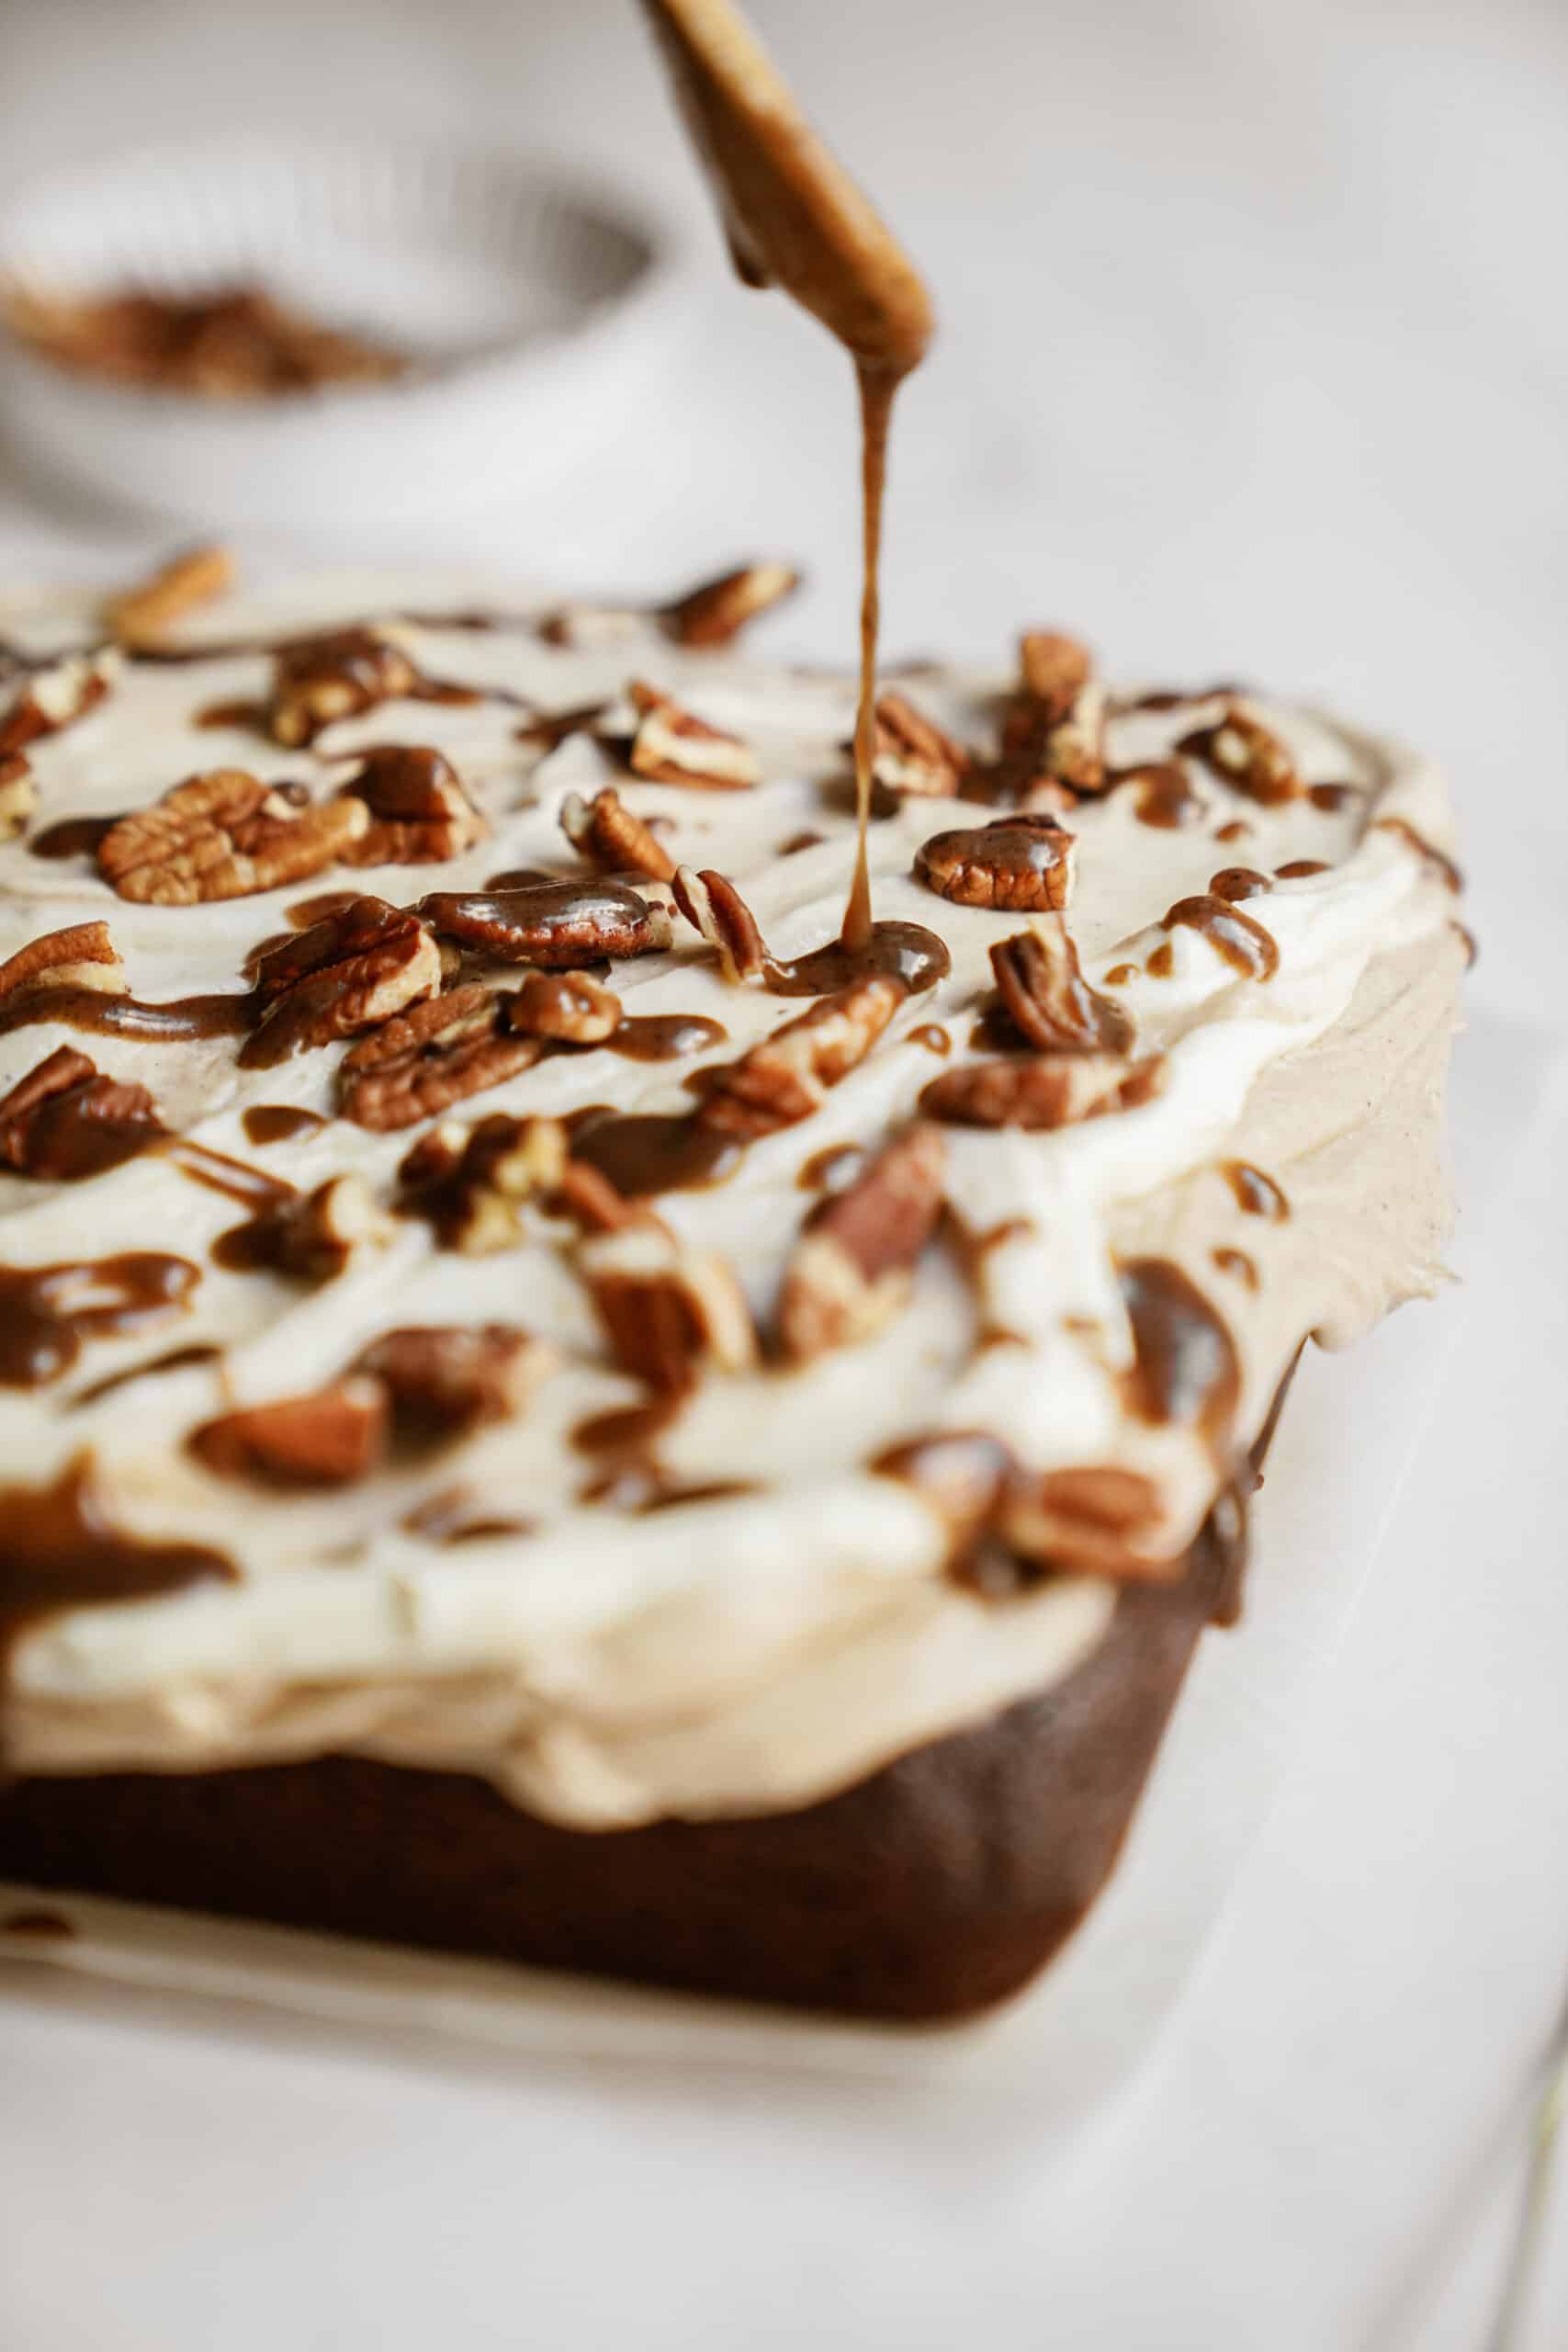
left=0, top=568, right=1464, bottom=1825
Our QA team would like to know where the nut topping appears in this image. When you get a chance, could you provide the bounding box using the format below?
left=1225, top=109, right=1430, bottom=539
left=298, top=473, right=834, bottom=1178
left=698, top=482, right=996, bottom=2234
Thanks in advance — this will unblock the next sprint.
left=671, top=865, right=767, bottom=983
left=98, top=770, right=368, bottom=905
left=189, top=1378, right=387, bottom=1488
left=661, top=560, right=799, bottom=649
left=920, top=1051, right=1165, bottom=1130
left=989, top=916, right=1134, bottom=1054
left=243, top=896, right=441, bottom=1068
left=416, top=878, right=671, bottom=967
left=508, top=969, right=623, bottom=1044
left=579, top=1218, right=758, bottom=1393
left=1002, top=1464, right=1169, bottom=1579
left=267, top=627, right=419, bottom=747
left=871, top=692, right=969, bottom=797
left=397, top=1112, right=568, bottom=1253
left=0, top=1046, right=164, bottom=1181
left=914, top=811, right=1075, bottom=913
left=338, top=984, right=541, bottom=1130
left=238, top=1173, right=396, bottom=1281
left=560, top=786, right=675, bottom=883
left=351, top=1322, right=552, bottom=1444
left=1003, top=630, right=1105, bottom=793
left=0, top=754, right=34, bottom=842
left=698, top=974, right=906, bottom=1139
left=0, top=648, right=119, bottom=760
left=627, top=679, right=761, bottom=790
left=1177, top=707, right=1300, bottom=805
left=335, top=745, right=487, bottom=866
left=0, top=921, right=126, bottom=1006
left=779, top=1123, right=946, bottom=1361
left=103, top=544, right=234, bottom=648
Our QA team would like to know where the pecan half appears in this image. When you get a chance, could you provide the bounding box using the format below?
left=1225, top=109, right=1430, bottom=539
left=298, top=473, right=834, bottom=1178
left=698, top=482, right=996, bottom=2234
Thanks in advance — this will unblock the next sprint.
left=671, top=865, right=767, bottom=982
left=103, top=544, right=234, bottom=648
left=989, top=916, right=1134, bottom=1053
left=661, top=560, right=799, bottom=649
left=0, top=647, right=119, bottom=759
left=416, top=878, right=671, bottom=967
left=1177, top=707, right=1300, bottom=805
left=238, top=1173, right=396, bottom=1280
left=397, top=1113, right=568, bottom=1253
left=352, top=1322, right=552, bottom=1444
left=338, top=984, right=539, bottom=1129
left=580, top=1220, right=758, bottom=1393
left=920, top=1051, right=1163, bottom=1130
left=914, top=812, right=1075, bottom=913
left=0, top=921, right=126, bottom=1006
left=243, top=896, right=441, bottom=1068
left=189, top=1378, right=387, bottom=1487
left=560, top=786, right=675, bottom=883
left=508, top=969, right=623, bottom=1043
left=0, top=1045, right=164, bottom=1180
left=779, top=1122, right=945, bottom=1360
left=335, top=745, right=487, bottom=866
left=627, top=680, right=761, bottom=789
left=267, top=627, right=419, bottom=747
left=0, top=754, right=34, bottom=842
left=698, top=974, right=906, bottom=1139
left=98, top=770, right=368, bottom=905
left=1003, top=631, right=1104, bottom=792
left=872, top=692, right=969, bottom=797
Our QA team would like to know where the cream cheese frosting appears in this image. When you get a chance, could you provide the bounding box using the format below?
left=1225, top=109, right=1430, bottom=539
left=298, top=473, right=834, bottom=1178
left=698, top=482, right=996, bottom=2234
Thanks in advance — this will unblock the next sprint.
left=0, top=567, right=1465, bottom=1826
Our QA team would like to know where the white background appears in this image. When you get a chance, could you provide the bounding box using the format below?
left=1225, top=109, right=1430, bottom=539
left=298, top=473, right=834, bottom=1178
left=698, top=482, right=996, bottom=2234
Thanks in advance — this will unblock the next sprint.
left=1, top=1, right=1567, bottom=2344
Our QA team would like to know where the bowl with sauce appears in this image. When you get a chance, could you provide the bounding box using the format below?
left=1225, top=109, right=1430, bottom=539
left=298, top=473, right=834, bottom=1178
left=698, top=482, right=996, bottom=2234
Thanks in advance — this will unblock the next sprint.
left=0, top=132, right=684, bottom=538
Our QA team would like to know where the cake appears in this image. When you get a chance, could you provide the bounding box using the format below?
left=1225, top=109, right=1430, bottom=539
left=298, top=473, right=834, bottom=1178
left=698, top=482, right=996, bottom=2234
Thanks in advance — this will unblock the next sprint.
left=0, top=553, right=1466, bottom=2018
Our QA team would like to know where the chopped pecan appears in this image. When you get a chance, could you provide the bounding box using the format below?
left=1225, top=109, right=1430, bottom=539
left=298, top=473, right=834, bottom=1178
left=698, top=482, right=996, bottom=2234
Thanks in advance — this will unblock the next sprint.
left=0, top=1045, right=164, bottom=1180
left=560, top=786, right=675, bottom=884
left=989, top=916, right=1134, bottom=1054
left=660, top=560, right=800, bottom=649
left=0, top=647, right=119, bottom=759
left=626, top=679, right=761, bottom=789
left=0, top=921, right=126, bottom=1005
left=698, top=974, right=906, bottom=1139
left=580, top=1220, right=758, bottom=1393
left=553, top=1157, right=643, bottom=1235
left=1003, top=631, right=1104, bottom=792
left=189, top=1378, right=386, bottom=1487
left=1002, top=1464, right=1169, bottom=1579
left=1177, top=707, right=1300, bottom=805
left=239, top=1174, right=396, bottom=1280
left=507, top=969, right=623, bottom=1043
left=103, top=544, right=234, bottom=648
left=872, top=692, right=969, bottom=797
left=920, top=1051, right=1163, bottom=1130
left=397, top=1112, right=568, bottom=1253
left=338, top=984, right=540, bottom=1130
left=335, top=745, right=487, bottom=866
left=0, top=754, right=34, bottom=842
left=98, top=770, right=368, bottom=905
left=352, top=1322, right=552, bottom=1444
left=243, top=896, right=441, bottom=1068
left=779, top=1122, right=945, bottom=1360
left=914, top=812, right=1075, bottom=913
left=417, top=878, right=671, bottom=967
left=267, top=627, right=419, bottom=747
left=671, top=865, right=767, bottom=982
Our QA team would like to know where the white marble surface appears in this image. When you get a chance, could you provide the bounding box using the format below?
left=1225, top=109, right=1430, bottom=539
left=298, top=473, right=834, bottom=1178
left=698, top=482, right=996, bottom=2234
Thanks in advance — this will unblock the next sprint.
left=1, top=1, right=1567, bottom=2344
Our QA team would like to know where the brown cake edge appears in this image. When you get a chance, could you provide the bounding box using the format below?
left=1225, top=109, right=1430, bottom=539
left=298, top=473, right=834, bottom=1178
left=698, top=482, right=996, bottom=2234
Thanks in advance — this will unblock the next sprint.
left=0, top=1505, right=1247, bottom=2023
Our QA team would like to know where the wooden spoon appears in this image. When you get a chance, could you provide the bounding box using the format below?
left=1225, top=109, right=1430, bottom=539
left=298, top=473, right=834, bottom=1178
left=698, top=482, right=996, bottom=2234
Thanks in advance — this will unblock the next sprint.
left=638, top=0, right=934, bottom=378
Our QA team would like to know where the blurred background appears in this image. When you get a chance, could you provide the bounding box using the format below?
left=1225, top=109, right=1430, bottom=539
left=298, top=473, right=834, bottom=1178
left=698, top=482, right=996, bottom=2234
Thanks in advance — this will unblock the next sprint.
left=1, top=0, right=1564, bottom=862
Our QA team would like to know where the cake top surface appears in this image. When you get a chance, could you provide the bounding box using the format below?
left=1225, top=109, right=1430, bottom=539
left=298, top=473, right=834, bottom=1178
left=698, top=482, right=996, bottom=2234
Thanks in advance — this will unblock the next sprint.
left=0, top=556, right=1465, bottom=1824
